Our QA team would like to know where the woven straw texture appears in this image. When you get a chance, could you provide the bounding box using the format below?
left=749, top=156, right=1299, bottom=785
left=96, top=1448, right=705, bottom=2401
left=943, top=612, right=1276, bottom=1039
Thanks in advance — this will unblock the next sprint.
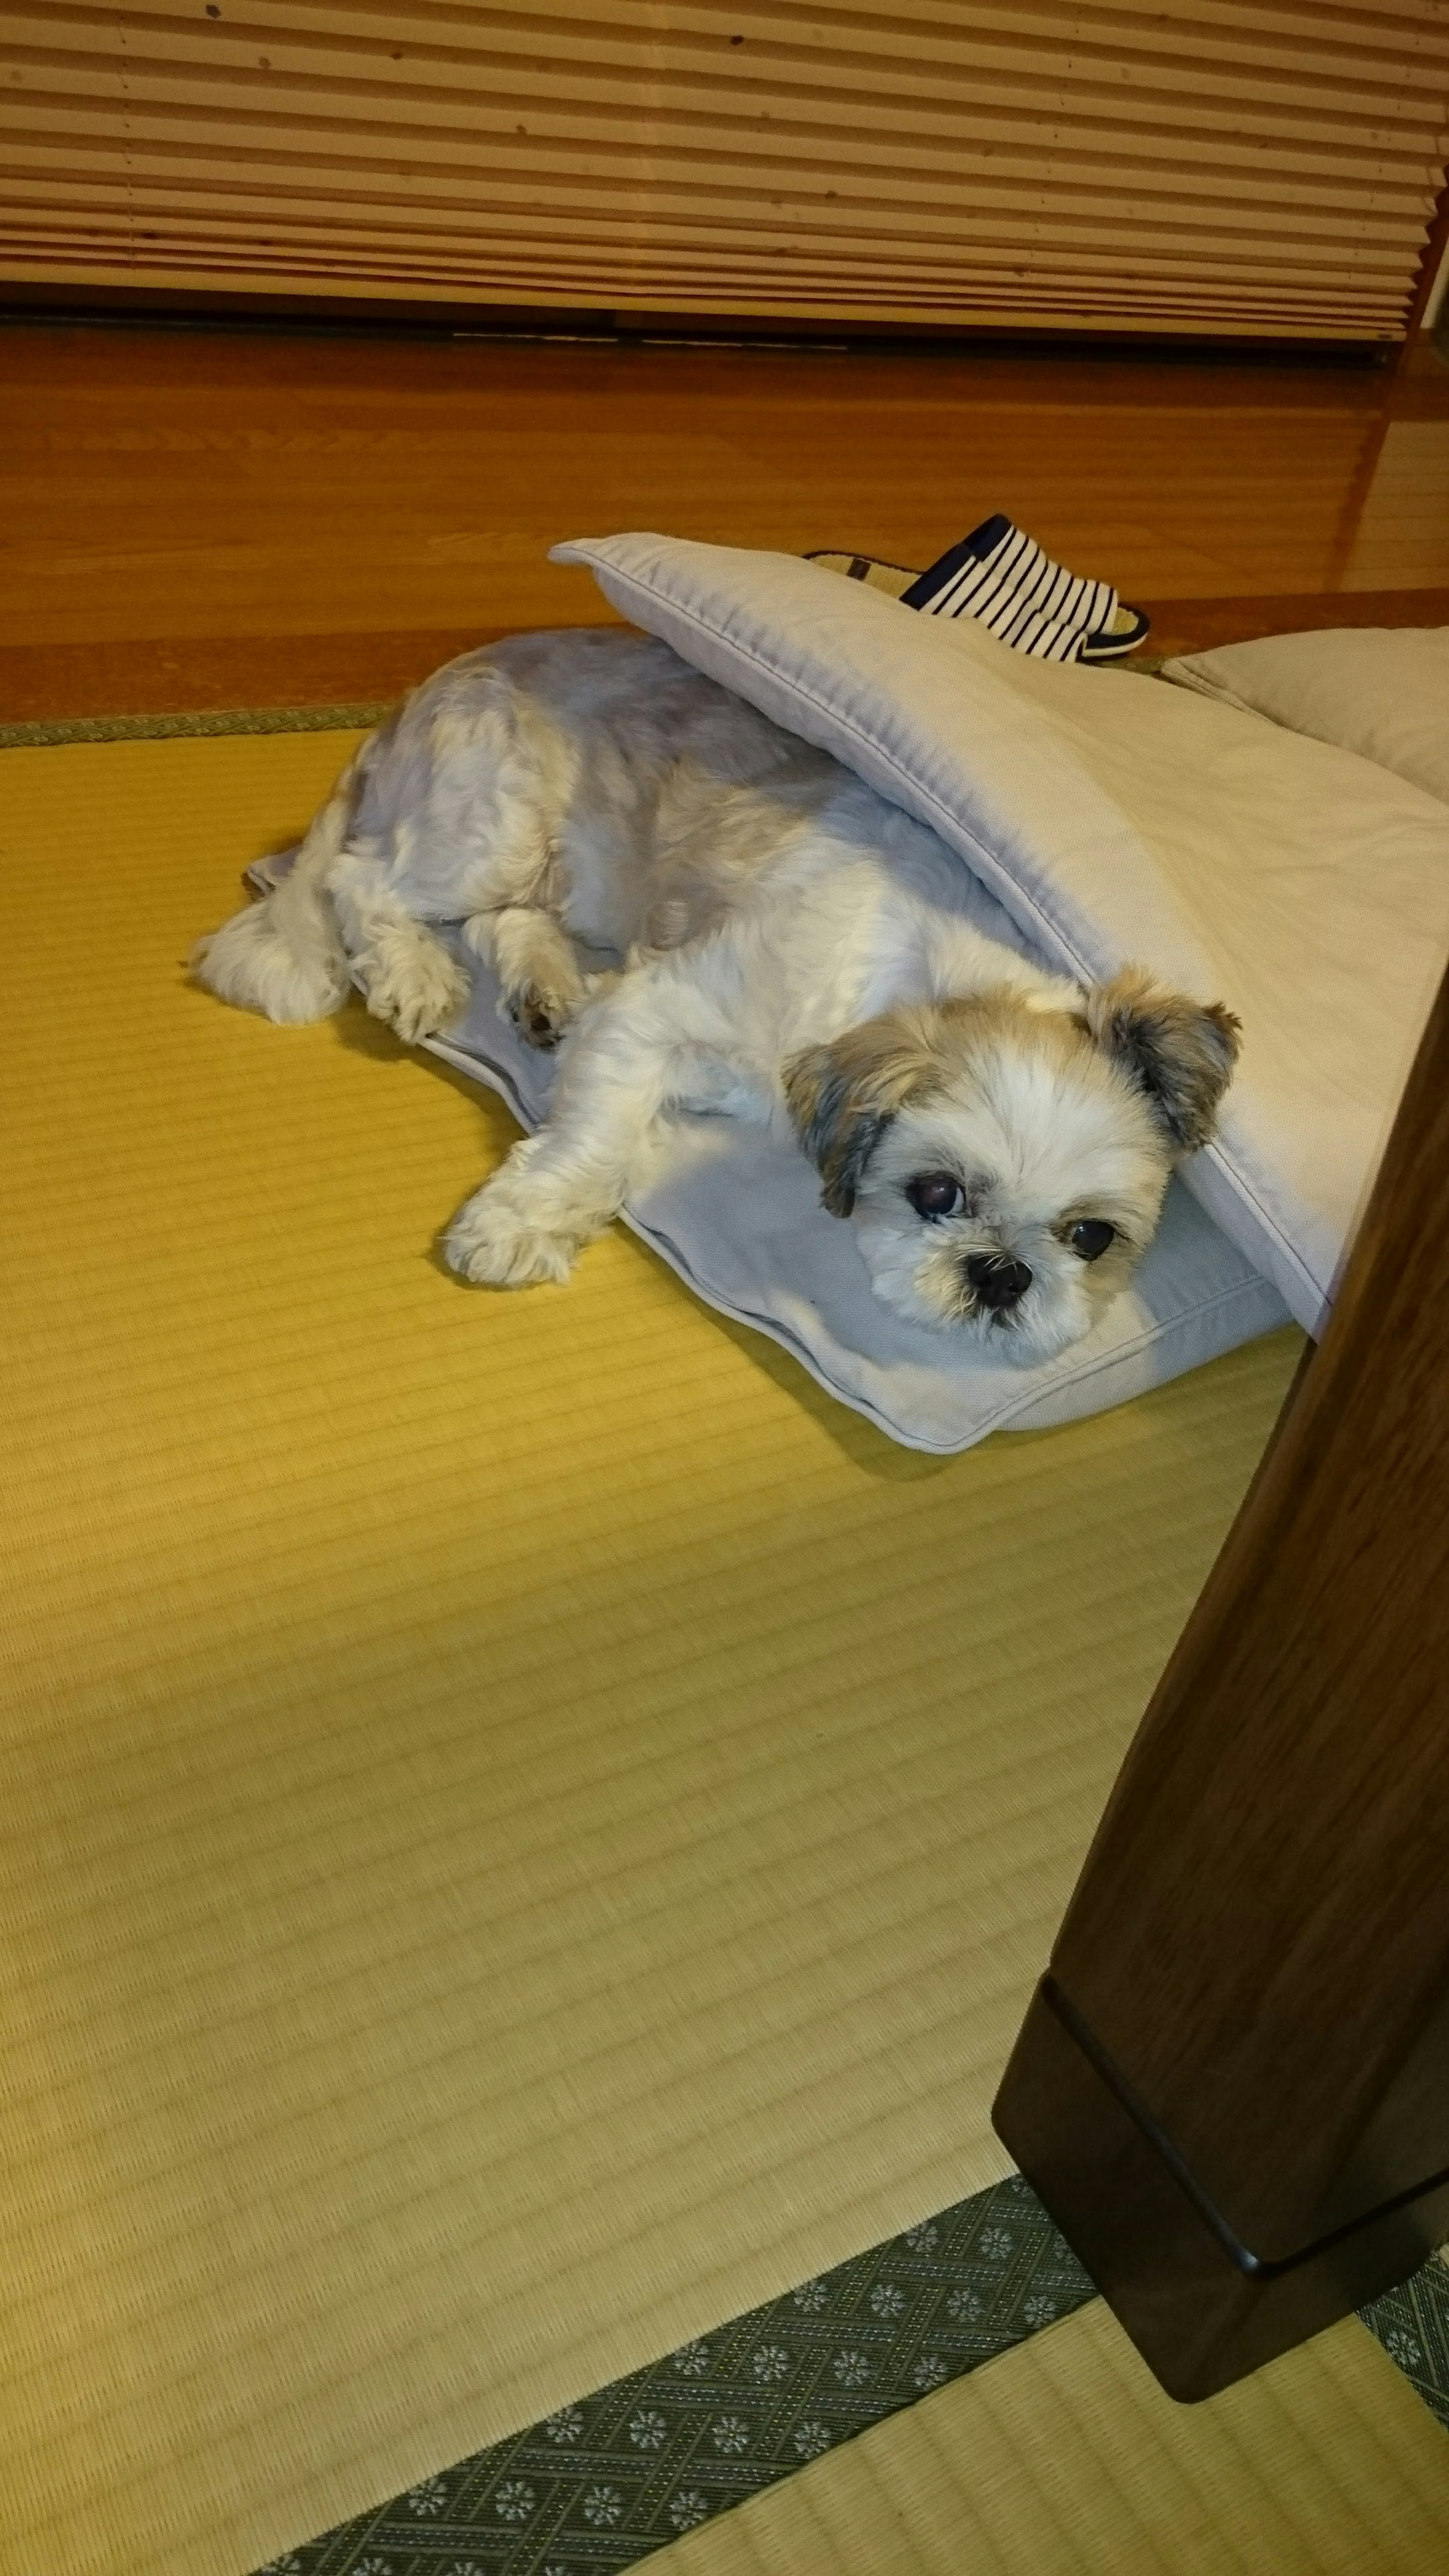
left=246, top=2194, right=1449, bottom=2571
left=2, top=730, right=1298, bottom=2576
left=652, top=2302, right=1449, bottom=2576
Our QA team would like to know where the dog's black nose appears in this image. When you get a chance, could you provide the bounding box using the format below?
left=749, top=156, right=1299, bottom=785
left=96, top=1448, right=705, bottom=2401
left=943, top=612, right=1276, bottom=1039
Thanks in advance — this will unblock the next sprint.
left=964, top=1253, right=1033, bottom=1310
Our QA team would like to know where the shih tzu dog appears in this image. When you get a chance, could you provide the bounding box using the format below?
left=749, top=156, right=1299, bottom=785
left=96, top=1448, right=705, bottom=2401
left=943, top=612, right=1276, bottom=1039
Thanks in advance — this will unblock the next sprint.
left=194, top=629, right=1240, bottom=1364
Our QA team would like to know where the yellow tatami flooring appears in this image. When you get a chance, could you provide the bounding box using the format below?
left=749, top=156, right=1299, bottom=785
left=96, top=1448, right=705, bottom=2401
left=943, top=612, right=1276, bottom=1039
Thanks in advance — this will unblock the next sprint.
left=0, top=725, right=1306, bottom=2576
left=660, top=2307, right=1449, bottom=2576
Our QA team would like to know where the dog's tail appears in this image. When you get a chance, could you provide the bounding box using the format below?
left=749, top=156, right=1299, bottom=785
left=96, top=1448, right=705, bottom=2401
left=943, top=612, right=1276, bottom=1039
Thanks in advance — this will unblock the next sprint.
left=191, top=745, right=367, bottom=1024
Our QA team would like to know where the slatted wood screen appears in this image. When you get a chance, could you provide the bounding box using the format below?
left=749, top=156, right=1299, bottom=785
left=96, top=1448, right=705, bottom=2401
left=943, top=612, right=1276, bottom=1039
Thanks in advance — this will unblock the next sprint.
left=3, top=3, right=1448, bottom=341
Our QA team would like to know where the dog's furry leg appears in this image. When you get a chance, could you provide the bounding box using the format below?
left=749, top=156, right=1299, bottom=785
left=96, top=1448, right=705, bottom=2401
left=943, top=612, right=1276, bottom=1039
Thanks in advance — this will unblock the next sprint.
left=445, top=958, right=710, bottom=1286
left=464, top=906, right=606, bottom=1050
left=192, top=742, right=468, bottom=1045
left=191, top=751, right=367, bottom=1024
left=326, top=850, right=471, bottom=1047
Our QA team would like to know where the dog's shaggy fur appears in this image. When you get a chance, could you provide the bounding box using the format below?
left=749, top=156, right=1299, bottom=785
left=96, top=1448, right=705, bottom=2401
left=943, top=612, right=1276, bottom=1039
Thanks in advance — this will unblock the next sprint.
left=195, top=630, right=1240, bottom=1362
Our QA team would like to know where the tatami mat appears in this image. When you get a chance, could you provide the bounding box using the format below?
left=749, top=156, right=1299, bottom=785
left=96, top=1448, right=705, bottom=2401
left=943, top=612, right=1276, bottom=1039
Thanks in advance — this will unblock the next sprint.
left=653, top=2304, right=1449, bottom=2576
left=1, top=732, right=1299, bottom=2576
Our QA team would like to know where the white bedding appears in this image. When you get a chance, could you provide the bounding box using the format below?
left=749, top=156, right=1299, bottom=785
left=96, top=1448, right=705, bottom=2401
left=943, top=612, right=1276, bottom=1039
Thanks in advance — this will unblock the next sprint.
left=255, top=558, right=1446, bottom=1449
left=249, top=847, right=1281, bottom=1455
left=432, top=964, right=1284, bottom=1456
left=554, top=538, right=1449, bottom=1335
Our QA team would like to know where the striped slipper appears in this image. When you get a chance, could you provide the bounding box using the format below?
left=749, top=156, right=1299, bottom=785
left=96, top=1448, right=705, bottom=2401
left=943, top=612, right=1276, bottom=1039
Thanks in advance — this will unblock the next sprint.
left=804, top=551, right=921, bottom=602
left=806, top=522, right=1149, bottom=662
left=903, top=514, right=1149, bottom=662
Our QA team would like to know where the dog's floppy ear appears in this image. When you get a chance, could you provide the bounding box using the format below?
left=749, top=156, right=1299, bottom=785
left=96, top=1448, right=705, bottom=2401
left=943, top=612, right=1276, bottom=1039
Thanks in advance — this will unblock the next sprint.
left=1082, top=966, right=1241, bottom=1155
left=783, top=1010, right=945, bottom=1216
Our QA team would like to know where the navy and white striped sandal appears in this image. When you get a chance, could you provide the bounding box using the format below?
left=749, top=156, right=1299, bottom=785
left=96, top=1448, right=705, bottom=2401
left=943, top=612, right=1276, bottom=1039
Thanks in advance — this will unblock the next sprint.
left=807, top=519, right=1149, bottom=662
left=805, top=551, right=921, bottom=601
left=903, top=514, right=1149, bottom=661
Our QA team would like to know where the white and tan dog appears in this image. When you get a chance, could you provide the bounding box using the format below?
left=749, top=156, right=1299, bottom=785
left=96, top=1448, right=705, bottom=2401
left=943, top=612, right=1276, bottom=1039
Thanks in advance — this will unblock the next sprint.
left=195, top=629, right=1240, bottom=1364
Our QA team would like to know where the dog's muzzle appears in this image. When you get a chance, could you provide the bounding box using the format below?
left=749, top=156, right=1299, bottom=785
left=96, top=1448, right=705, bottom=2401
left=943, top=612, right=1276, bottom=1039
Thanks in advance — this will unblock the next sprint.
left=963, top=1252, right=1033, bottom=1312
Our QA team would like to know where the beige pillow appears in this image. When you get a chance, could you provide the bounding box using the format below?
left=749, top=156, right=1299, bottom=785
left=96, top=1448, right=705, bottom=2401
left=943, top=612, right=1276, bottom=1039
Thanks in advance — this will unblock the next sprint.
left=1164, top=627, right=1449, bottom=808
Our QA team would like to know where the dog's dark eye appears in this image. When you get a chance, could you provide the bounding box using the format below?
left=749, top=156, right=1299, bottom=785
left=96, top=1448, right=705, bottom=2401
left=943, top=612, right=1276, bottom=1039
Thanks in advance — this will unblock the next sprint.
left=1069, top=1219, right=1116, bottom=1262
left=907, top=1173, right=964, bottom=1220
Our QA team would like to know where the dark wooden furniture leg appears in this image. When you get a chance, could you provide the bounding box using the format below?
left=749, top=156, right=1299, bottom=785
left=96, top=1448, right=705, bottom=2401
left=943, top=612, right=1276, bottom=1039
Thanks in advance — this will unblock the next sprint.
left=994, top=961, right=1449, bottom=2402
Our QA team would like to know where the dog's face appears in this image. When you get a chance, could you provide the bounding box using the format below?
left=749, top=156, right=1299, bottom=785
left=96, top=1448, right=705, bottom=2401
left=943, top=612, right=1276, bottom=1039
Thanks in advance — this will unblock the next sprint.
left=784, top=969, right=1240, bottom=1364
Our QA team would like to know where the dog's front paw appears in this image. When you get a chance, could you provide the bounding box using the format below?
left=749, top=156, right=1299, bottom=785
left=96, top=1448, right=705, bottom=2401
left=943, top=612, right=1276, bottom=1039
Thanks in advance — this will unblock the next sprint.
left=362, top=934, right=471, bottom=1046
left=444, top=1178, right=588, bottom=1287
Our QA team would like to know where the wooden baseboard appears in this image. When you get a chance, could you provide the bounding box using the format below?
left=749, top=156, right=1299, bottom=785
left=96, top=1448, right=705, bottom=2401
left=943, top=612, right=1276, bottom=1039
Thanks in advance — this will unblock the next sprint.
left=2, top=592, right=1444, bottom=725
left=0, top=626, right=603, bottom=724
left=0, top=283, right=1400, bottom=365
left=1135, top=587, right=1449, bottom=662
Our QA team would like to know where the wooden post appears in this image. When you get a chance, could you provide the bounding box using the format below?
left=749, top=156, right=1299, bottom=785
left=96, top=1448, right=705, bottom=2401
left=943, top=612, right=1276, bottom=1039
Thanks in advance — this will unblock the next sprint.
left=993, top=961, right=1449, bottom=2402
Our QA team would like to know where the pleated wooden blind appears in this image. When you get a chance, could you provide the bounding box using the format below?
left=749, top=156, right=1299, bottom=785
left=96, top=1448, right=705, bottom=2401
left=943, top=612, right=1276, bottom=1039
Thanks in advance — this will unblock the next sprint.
left=3, top=2, right=1448, bottom=341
